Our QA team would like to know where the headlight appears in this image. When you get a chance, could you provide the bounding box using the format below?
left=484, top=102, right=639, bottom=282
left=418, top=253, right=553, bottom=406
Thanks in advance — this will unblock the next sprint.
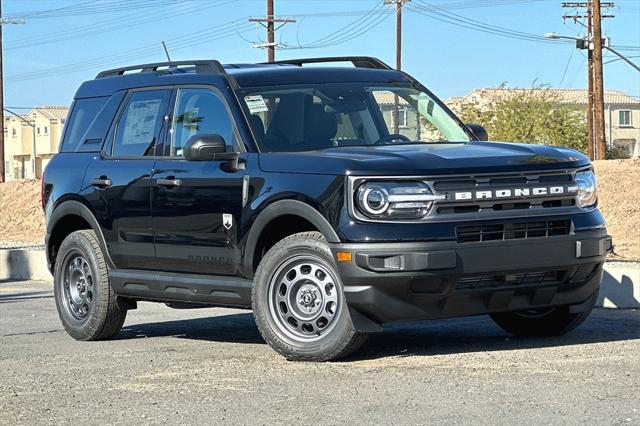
left=355, top=181, right=444, bottom=219
left=575, top=170, right=597, bottom=208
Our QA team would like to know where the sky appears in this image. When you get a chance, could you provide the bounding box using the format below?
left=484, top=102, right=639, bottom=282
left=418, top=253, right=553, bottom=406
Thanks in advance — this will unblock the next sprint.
left=2, top=0, right=639, bottom=110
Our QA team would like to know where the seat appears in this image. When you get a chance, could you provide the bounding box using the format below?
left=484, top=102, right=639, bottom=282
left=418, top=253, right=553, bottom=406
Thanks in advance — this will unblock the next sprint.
left=299, top=104, right=338, bottom=151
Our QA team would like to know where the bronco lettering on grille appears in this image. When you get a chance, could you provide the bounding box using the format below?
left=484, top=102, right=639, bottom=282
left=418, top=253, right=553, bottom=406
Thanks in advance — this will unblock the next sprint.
left=453, top=186, right=578, bottom=201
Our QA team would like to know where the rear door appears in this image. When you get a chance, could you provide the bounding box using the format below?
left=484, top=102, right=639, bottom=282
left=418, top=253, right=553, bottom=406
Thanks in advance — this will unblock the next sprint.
left=83, top=88, right=171, bottom=270
left=151, top=86, right=246, bottom=275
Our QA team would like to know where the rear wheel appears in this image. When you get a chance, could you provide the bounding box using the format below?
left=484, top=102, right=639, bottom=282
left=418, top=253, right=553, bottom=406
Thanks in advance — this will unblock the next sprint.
left=252, top=232, right=367, bottom=361
left=54, top=230, right=126, bottom=340
left=489, top=291, right=598, bottom=337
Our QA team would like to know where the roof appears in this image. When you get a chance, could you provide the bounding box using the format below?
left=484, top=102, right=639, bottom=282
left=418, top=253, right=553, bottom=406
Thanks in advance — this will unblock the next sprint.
left=454, top=88, right=640, bottom=106
left=28, top=106, right=69, bottom=120
left=372, top=92, right=410, bottom=106
left=225, top=65, right=409, bottom=87
left=76, top=62, right=410, bottom=98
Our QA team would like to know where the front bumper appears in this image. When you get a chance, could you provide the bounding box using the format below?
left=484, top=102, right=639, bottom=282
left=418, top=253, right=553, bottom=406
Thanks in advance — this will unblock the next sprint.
left=330, top=228, right=611, bottom=325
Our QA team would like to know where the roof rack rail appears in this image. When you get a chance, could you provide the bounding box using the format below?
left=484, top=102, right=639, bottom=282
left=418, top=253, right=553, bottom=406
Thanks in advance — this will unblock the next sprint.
left=95, top=60, right=226, bottom=79
left=268, top=56, right=392, bottom=70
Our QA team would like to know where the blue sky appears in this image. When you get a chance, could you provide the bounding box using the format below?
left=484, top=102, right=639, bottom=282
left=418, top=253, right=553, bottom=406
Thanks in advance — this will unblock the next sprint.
left=3, top=0, right=639, bottom=109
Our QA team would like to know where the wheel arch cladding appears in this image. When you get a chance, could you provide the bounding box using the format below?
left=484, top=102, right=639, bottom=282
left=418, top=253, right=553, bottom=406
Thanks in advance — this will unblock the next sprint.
left=47, top=200, right=113, bottom=272
left=243, top=199, right=341, bottom=278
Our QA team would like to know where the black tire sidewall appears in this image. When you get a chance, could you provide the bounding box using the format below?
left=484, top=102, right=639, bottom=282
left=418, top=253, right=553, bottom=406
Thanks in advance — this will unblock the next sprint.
left=253, top=233, right=358, bottom=360
left=54, top=231, right=109, bottom=340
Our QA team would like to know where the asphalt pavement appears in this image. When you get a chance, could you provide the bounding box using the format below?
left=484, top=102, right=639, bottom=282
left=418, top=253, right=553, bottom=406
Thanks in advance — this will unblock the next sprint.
left=1, top=280, right=639, bottom=425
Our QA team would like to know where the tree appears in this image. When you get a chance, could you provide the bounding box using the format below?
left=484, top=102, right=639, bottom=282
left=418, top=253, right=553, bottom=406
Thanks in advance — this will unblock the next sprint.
left=452, top=87, right=588, bottom=153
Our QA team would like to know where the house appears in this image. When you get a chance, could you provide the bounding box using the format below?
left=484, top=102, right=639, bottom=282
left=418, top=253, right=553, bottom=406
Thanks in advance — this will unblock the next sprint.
left=3, top=106, right=69, bottom=180
left=446, top=88, right=640, bottom=158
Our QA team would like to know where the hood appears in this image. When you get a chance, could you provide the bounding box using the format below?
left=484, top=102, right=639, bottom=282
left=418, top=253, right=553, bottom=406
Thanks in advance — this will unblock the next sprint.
left=258, top=141, right=591, bottom=176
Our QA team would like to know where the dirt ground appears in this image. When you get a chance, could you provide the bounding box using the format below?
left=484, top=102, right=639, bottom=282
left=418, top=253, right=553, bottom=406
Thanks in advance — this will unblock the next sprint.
left=0, top=179, right=45, bottom=243
left=0, top=159, right=638, bottom=259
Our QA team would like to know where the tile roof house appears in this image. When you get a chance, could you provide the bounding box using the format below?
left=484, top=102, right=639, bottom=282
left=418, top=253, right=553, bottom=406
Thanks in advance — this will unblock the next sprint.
left=3, top=105, right=70, bottom=180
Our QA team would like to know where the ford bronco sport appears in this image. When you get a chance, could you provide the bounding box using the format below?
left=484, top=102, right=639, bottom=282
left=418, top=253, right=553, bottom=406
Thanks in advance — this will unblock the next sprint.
left=43, top=57, right=611, bottom=361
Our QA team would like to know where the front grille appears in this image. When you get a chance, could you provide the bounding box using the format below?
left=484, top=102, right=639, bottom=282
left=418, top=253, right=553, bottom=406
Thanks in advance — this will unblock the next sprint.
left=456, top=270, right=566, bottom=291
left=456, top=220, right=572, bottom=243
left=429, top=169, right=582, bottom=221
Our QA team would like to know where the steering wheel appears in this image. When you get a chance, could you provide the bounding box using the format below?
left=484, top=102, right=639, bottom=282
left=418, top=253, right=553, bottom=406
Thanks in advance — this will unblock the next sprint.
left=373, top=133, right=411, bottom=145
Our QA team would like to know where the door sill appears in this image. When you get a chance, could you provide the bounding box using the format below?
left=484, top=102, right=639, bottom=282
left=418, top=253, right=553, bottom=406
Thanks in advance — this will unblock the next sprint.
left=109, top=269, right=252, bottom=309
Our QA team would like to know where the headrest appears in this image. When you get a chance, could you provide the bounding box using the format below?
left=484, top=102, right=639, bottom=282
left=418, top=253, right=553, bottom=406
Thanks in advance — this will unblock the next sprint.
left=303, top=104, right=337, bottom=143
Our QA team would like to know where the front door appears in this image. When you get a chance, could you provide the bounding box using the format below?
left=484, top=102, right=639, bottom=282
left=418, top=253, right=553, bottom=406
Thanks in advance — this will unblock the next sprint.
left=151, top=87, right=245, bottom=275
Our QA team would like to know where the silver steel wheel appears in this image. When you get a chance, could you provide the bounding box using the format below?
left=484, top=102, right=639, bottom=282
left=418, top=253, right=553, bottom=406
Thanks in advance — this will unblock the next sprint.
left=61, top=252, right=94, bottom=322
left=268, top=255, right=342, bottom=342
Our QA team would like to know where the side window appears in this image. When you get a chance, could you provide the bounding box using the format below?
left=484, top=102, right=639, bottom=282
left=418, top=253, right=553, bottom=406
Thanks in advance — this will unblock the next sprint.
left=112, top=90, right=169, bottom=157
left=60, top=97, right=108, bottom=152
left=171, top=88, right=234, bottom=157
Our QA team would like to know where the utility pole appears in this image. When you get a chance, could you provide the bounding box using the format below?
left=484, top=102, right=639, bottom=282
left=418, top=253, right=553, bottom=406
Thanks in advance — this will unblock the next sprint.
left=385, top=0, right=411, bottom=134
left=562, top=1, right=614, bottom=160
left=587, top=7, right=594, bottom=159
left=0, top=0, right=5, bottom=183
left=591, top=0, right=607, bottom=160
left=0, top=0, right=26, bottom=183
left=249, top=0, right=295, bottom=63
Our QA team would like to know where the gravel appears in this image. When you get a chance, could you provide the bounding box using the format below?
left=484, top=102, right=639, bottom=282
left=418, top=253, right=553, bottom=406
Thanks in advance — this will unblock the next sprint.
left=1, top=280, right=639, bottom=425
left=0, top=240, right=44, bottom=250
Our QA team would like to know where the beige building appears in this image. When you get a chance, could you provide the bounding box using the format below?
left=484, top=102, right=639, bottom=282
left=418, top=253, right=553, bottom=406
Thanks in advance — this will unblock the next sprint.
left=3, top=106, right=69, bottom=180
left=447, top=88, right=640, bottom=157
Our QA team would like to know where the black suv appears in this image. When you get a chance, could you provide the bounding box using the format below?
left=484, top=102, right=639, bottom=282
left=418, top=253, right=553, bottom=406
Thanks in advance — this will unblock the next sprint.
left=43, top=57, right=611, bottom=361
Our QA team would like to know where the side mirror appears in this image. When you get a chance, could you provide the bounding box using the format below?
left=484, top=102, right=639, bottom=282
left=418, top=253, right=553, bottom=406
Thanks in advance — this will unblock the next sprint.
left=466, top=123, right=489, bottom=142
left=183, top=134, right=228, bottom=161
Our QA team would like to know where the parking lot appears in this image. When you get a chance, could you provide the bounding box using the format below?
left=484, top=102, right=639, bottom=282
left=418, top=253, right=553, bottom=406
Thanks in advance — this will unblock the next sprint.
left=1, top=280, right=639, bottom=425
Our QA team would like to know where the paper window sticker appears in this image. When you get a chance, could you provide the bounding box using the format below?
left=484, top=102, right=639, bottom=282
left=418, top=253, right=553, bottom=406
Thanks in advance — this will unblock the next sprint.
left=244, top=95, right=269, bottom=114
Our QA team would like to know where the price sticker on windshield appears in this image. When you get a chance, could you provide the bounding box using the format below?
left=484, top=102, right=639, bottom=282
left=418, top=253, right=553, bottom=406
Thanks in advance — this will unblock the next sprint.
left=244, top=95, right=269, bottom=114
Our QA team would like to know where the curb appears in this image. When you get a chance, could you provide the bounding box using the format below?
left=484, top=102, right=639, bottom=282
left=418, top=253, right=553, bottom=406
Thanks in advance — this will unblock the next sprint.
left=1, top=249, right=639, bottom=308
left=0, top=249, right=50, bottom=281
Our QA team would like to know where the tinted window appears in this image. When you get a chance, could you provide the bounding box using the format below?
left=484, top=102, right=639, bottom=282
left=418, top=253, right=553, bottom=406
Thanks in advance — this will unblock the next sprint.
left=60, top=97, right=108, bottom=152
left=112, top=90, right=170, bottom=157
left=171, top=88, right=234, bottom=157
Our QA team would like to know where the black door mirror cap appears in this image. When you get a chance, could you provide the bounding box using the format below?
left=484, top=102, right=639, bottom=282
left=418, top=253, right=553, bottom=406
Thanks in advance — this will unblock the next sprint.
left=183, top=134, right=237, bottom=161
left=465, top=123, right=489, bottom=142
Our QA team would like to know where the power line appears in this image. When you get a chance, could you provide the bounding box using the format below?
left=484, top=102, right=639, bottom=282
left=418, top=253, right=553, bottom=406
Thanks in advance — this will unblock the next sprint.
left=6, top=1, right=230, bottom=51
left=4, top=0, right=204, bottom=20
left=285, top=2, right=393, bottom=50
left=558, top=48, right=576, bottom=87
left=408, top=0, right=574, bottom=44
left=7, top=19, right=255, bottom=82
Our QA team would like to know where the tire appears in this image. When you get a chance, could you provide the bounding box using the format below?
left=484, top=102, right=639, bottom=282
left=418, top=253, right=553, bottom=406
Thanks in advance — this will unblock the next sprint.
left=53, top=229, right=127, bottom=341
left=489, top=290, right=598, bottom=337
left=252, top=231, right=367, bottom=361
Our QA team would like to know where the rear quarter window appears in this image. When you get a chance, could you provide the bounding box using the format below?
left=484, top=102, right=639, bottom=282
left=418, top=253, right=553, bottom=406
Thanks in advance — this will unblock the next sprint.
left=60, top=97, right=109, bottom=152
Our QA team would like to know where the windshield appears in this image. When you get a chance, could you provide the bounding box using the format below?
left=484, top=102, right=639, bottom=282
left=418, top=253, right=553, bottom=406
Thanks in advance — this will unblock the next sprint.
left=240, top=83, right=471, bottom=153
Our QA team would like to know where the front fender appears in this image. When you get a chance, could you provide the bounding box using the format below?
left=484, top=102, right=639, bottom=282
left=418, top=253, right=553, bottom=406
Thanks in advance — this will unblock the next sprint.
left=241, top=199, right=341, bottom=278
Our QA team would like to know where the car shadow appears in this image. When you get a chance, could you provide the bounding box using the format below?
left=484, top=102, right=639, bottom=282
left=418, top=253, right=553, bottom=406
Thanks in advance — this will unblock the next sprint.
left=118, top=312, right=264, bottom=344
left=116, top=308, right=640, bottom=361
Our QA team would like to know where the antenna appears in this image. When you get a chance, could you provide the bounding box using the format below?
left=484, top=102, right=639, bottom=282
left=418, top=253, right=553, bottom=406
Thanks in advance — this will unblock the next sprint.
left=161, top=41, right=172, bottom=63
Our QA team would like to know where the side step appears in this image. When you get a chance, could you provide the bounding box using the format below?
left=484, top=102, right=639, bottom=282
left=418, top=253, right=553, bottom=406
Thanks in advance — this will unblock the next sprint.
left=109, top=269, right=253, bottom=309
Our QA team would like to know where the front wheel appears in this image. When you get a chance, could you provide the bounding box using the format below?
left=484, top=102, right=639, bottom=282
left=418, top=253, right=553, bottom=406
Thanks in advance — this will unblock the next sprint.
left=489, top=291, right=598, bottom=337
left=252, top=232, right=367, bottom=361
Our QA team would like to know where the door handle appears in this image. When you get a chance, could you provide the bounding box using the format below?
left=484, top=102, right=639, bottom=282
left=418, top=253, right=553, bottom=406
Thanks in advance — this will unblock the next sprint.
left=157, top=178, right=182, bottom=187
left=90, top=177, right=112, bottom=188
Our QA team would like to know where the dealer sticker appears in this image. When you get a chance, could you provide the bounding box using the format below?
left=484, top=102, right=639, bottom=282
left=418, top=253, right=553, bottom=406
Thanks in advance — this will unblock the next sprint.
left=244, top=95, right=269, bottom=114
